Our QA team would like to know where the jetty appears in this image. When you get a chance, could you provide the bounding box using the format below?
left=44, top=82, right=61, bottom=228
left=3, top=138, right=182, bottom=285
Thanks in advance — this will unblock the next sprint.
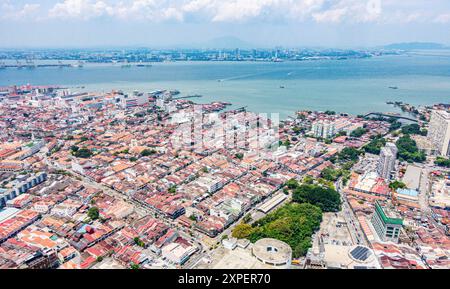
left=364, top=112, right=418, bottom=122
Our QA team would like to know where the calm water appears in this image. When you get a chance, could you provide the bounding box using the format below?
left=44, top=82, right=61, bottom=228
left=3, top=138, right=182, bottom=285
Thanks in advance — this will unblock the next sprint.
left=1, top=54, right=449, bottom=118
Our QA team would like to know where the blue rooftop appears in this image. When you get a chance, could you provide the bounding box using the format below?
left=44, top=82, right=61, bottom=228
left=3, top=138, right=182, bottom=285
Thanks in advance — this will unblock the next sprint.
left=397, top=189, right=419, bottom=197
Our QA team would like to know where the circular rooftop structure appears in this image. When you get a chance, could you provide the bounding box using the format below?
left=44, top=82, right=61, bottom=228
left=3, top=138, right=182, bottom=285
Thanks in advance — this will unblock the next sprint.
left=252, top=238, right=292, bottom=268
left=348, top=245, right=374, bottom=263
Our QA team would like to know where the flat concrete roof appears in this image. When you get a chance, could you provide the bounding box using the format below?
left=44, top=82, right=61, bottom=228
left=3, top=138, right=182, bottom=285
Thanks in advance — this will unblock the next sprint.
left=0, top=207, right=20, bottom=223
left=252, top=238, right=292, bottom=265
left=257, top=193, right=287, bottom=214
left=402, top=165, right=421, bottom=190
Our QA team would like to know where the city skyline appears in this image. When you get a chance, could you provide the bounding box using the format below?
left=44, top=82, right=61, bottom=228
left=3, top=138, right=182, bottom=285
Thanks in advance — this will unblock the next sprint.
left=0, top=0, right=450, bottom=274
left=1, top=0, right=450, bottom=48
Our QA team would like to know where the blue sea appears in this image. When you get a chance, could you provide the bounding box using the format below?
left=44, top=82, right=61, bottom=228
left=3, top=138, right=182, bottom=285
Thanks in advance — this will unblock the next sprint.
left=1, top=53, right=449, bottom=118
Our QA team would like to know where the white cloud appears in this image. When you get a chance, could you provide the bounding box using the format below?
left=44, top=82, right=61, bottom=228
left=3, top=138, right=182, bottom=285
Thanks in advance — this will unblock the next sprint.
left=0, top=2, right=41, bottom=21
left=434, top=13, right=450, bottom=23
left=1, top=0, right=448, bottom=25
left=311, top=0, right=383, bottom=24
left=45, top=0, right=381, bottom=23
left=48, top=0, right=112, bottom=20
left=47, top=0, right=185, bottom=21
left=312, top=7, right=348, bottom=23
left=211, top=0, right=277, bottom=22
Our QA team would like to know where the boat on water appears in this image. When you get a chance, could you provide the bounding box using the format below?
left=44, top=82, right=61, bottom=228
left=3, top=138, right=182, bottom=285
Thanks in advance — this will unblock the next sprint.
left=136, top=63, right=152, bottom=68
left=389, top=86, right=399, bottom=90
left=71, top=61, right=84, bottom=68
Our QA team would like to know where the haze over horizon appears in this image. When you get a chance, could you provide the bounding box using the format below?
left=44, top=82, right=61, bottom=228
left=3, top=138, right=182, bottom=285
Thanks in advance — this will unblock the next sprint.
left=1, top=0, right=450, bottom=48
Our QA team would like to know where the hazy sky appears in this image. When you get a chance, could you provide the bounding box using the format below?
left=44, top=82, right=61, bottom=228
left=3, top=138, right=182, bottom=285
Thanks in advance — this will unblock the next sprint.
left=1, top=0, right=450, bottom=48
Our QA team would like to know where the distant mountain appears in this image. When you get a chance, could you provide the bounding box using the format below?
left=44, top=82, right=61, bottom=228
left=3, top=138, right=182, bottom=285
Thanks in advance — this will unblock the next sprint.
left=203, top=36, right=254, bottom=49
left=384, top=42, right=447, bottom=50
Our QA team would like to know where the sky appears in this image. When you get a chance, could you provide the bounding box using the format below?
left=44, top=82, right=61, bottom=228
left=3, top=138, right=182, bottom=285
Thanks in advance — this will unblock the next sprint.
left=1, top=0, right=450, bottom=48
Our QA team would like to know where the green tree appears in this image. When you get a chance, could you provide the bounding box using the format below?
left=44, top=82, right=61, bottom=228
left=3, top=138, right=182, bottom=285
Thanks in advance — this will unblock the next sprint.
left=401, top=124, right=427, bottom=136
left=303, top=175, right=314, bottom=185
left=73, top=147, right=93, bottom=158
left=242, top=213, right=252, bottom=224
left=292, top=126, right=302, bottom=134
left=134, top=237, right=145, bottom=247
left=350, top=127, right=367, bottom=138
left=363, top=137, right=386, bottom=155
left=389, top=121, right=402, bottom=131
left=292, top=184, right=341, bottom=212
left=232, top=223, right=254, bottom=239
left=389, top=181, right=407, bottom=190
left=168, top=186, right=177, bottom=194
left=338, top=147, right=361, bottom=162
left=435, top=157, right=450, bottom=168
left=130, top=263, right=140, bottom=270
left=320, top=167, right=342, bottom=182
left=88, top=207, right=99, bottom=220
left=396, top=135, right=425, bottom=163
left=140, top=149, right=156, bottom=157
left=248, top=203, right=323, bottom=258
left=286, top=179, right=300, bottom=190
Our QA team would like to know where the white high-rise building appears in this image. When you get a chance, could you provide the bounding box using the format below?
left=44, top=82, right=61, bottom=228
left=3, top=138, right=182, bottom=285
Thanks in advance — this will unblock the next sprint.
left=427, top=110, right=450, bottom=157
left=377, top=142, right=397, bottom=180
left=311, top=120, right=336, bottom=139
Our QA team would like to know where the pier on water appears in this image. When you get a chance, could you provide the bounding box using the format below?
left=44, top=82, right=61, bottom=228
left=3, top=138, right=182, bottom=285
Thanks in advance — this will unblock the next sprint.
left=364, top=112, right=418, bottom=122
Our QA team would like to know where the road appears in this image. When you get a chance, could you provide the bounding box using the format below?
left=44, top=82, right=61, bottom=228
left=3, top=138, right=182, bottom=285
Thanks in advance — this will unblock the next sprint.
left=336, top=180, right=368, bottom=246
left=418, top=167, right=431, bottom=214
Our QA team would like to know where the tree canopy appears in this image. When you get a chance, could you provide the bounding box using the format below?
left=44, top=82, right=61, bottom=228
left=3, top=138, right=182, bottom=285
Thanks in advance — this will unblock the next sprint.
left=292, top=184, right=341, bottom=212
left=72, top=147, right=93, bottom=158
left=435, top=157, right=450, bottom=168
left=338, top=147, right=361, bottom=163
left=389, top=121, right=402, bottom=131
left=88, top=207, right=99, bottom=220
left=350, top=127, right=367, bottom=138
left=286, top=179, right=300, bottom=190
left=320, top=167, right=343, bottom=182
left=140, top=149, right=157, bottom=157
left=389, top=180, right=407, bottom=190
left=401, top=124, right=427, bottom=136
left=245, top=203, right=323, bottom=258
left=232, top=223, right=254, bottom=239
left=363, top=136, right=386, bottom=155
left=396, top=135, right=426, bottom=163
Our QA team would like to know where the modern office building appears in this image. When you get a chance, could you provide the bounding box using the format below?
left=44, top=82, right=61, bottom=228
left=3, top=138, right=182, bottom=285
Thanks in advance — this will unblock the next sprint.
left=371, top=201, right=403, bottom=243
left=427, top=110, right=450, bottom=156
left=377, top=143, right=397, bottom=180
